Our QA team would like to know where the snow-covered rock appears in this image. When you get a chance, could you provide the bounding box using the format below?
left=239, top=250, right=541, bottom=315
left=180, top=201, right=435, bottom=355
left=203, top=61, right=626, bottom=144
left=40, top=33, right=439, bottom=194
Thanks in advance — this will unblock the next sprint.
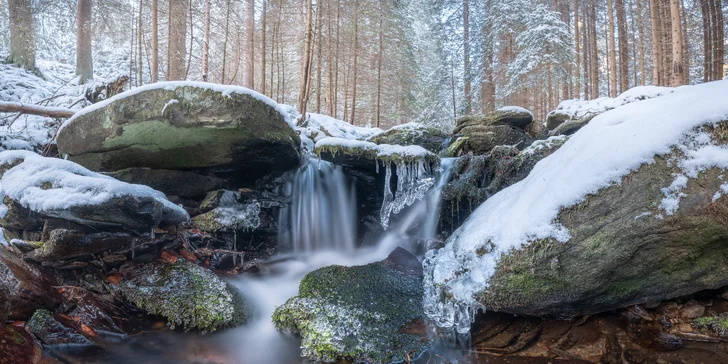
left=546, top=85, right=674, bottom=133
left=368, top=122, right=449, bottom=153
left=425, top=80, right=728, bottom=325
left=56, top=82, right=301, bottom=179
left=0, top=150, right=189, bottom=232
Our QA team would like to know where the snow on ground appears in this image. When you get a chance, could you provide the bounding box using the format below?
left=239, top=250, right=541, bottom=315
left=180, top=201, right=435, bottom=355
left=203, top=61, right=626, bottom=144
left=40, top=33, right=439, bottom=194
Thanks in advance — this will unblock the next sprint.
left=0, top=51, right=129, bottom=152
left=0, top=150, right=188, bottom=220
left=300, top=113, right=384, bottom=142
left=424, top=80, right=728, bottom=325
left=549, top=85, right=675, bottom=120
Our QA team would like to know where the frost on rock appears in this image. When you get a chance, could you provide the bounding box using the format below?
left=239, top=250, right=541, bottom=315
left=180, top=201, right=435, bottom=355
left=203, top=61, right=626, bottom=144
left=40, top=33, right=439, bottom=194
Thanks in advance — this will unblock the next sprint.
left=213, top=203, right=261, bottom=231
left=379, top=160, right=435, bottom=229
left=423, top=80, right=728, bottom=332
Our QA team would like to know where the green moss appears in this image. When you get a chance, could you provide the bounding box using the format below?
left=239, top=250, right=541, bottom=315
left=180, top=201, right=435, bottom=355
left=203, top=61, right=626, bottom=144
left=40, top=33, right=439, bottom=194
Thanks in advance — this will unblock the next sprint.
left=120, top=260, right=247, bottom=333
left=273, top=262, right=426, bottom=363
left=694, top=314, right=728, bottom=336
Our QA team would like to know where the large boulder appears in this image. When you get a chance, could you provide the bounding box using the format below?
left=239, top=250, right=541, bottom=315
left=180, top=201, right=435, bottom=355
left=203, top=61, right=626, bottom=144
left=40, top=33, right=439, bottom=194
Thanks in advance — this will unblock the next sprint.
left=0, top=151, right=188, bottom=232
left=119, top=259, right=247, bottom=332
left=106, top=168, right=227, bottom=199
left=424, top=81, right=728, bottom=321
left=448, top=108, right=534, bottom=156
left=273, top=248, right=427, bottom=363
left=56, top=83, right=301, bottom=180
left=368, top=123, right=449, bottom=153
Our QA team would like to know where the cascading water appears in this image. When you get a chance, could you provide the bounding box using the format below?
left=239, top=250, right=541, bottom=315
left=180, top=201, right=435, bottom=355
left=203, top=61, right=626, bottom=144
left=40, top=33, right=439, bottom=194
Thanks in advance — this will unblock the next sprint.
left=277, top=156, right=357, bottom=252
left=219, top=155, right=458, bottom=363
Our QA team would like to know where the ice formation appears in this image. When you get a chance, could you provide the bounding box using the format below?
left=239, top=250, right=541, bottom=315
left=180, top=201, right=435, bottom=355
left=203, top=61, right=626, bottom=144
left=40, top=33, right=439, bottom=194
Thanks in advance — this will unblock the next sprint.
left=379, top=160, right=435, bottom=230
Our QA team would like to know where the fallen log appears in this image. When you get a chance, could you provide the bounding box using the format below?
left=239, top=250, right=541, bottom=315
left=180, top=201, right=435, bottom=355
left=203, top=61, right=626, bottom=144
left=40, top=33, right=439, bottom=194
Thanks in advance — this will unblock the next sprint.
left=0, top=101, right=76, bottom=118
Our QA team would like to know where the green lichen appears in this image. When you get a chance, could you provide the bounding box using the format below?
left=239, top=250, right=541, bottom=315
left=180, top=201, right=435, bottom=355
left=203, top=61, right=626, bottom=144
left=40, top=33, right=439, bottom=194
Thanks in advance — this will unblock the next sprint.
left=694, top=314, right=728, bottom=336
left=120, top=260, right=247, bottom=333
left=273, top=263, right=426, bottom=363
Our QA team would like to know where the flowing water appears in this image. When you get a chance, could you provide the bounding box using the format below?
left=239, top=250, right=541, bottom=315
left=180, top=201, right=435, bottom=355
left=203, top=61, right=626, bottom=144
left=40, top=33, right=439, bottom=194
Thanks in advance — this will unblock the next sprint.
left=49, top=157, right=460, bottom=363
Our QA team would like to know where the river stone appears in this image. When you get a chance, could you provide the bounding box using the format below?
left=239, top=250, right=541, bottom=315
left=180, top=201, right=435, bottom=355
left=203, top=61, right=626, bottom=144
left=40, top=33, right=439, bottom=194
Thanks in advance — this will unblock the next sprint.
left=27, top=309, right=92, bottom=346
left=273, top=247, right=427, bottom=363
left=56, top=83, right=301, bottom=178
left=105, top=168, right=227, bottom=198
left=119, top=259, right=247, bottom=332
left=368, top=124, right=449, bottom=153
left=468, top=126, right=728, bottom=317
left=0, top=247, right=62, bottom=320
left=26, top=229, right=132, bottom=261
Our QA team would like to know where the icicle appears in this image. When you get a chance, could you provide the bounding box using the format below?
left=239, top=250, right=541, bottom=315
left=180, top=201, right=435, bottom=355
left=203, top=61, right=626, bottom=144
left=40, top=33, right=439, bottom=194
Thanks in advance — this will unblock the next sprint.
left=151, top=227, right=155, bottom=239
left=379, top=162, right=394, bottom=229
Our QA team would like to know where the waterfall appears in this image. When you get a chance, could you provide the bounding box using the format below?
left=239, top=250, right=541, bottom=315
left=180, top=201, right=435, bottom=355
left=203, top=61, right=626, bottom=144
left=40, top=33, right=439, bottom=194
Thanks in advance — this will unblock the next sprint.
left=277, top=156, right=357, bottom=253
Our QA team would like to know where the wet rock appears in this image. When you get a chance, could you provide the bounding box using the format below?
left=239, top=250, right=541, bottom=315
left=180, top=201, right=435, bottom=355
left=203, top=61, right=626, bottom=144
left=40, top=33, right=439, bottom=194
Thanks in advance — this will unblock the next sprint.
left=119, top=260, right=247, bottom=332
left=368, top=123, right=449, bottom=153
left=27, top=309, right=92, bottom=345
left=0, top=285, right=9, bottom=323
left=0, top=325, right=54, bottom=364
left=56, top=83, right=301, bottom=182
left=106, top=168, right=227, bottom=198
left=273, top=248, right=427, bottom=363
left=27, top=229, right=132, bottom=261
left=680, top=302, right=706, bottom=320
left=0, top=247, right=62, bottom=320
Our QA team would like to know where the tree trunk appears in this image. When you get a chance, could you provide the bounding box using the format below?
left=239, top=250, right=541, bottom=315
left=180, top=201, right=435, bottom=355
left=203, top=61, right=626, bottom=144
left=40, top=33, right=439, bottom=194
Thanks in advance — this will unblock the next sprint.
left=376, top=0, right=383, bottom=128
left=481, top=0, right=495, bottom=111
left=590, top=0, right=599, bottom=98
left=8, top=0, right=36, bottom=70
left=715, top=0, right=725, bottom=79
left=660, top=0, right=673, bottom=85
left=202, top=0, right=211, bottom=81
left=261, top=0, right=267, bottom=94
left=649, top=0, right=662, bottom=85
left=637, top=0, right=646, bottom=85
left=0, top=102, right=75, bottom=119
left=669, top=0, right=683, bottom=86
left=463, top=0, right=471, bottom=113
left=701, top=0, right=713, bottom=82
left=680, top=0, right=690, bottom=85
left=616, top=0, right=629, bottom=92
left=167, top=0, right=187, bottom=80
left=221, top=0, right=231, bottom=83
left=151, top=0, right=159, bottom=82
left=184, top=0, right=193, bottom=80
left=608, top=0, right=618, bottom=96
left=574, top=0, right=581, bottom=98
left=76, top=0, right=93, bottom=83
left=298, top=0, right=314, bottom=119
left=246, top=0, right=255, bottom=88
left=315, top=0, right=323, bottom=113
left=349, top=0, right=359, bottom=125
left=137, top=0, right=143, bottom=86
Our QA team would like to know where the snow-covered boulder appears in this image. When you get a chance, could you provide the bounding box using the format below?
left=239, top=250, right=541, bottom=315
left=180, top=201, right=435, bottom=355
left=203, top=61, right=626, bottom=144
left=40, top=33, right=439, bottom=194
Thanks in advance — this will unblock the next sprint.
left=314, top=137, right=439, bottom=171
left=546, top=85, right=674, bottom=134
left=368, top=123, right=449, bottom=153
left=0, top=151, right=189, bottom=232
left=273, top=248, right=427, bottom=363
left=56, top=82, right=301, bottom=179
left=424, top=80, right=728, bottom=323
left=448, top=108, right=534, bottom=156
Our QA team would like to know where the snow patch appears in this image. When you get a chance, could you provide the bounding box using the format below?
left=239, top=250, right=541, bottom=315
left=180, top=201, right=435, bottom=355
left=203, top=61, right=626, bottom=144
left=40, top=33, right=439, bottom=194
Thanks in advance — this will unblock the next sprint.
left=497, top=106, right=533, bottom=116
left=550, top=86, right=675, bottom=121
left=0, top=150, right=188, bottom=220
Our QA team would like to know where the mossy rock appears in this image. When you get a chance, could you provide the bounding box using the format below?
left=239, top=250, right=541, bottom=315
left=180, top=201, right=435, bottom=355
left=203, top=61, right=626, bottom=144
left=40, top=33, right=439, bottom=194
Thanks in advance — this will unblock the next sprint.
left=694, top=313, right=728, bottom=337
left=454, top=109, right=534, bottom=134
left=56, top=84, right=301, bottom=180
left=449, top=113, right=533, bottom=156
left=545, top=111, right=571, bottom=130
left=26, top=229, right=132, bottom=261
left=27, top=309, right=92, bottom=345
left=0, top=324, right=47, bottom=364
left=119, top=260, right=247, bottom=332
left=549, top=116, right=594, bottom=136
left=473, top=145, right=728, bottom=317
left=273, top=248, right=427, bottom=363
left=368, top=124, right=449, bottom=153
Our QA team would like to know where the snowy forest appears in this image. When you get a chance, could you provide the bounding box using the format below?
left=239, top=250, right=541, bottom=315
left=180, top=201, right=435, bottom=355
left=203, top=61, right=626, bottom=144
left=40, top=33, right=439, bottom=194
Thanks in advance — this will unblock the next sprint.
left=1, top=0, right=726, bottom=129
left=3, top=0, right=728, bottom=363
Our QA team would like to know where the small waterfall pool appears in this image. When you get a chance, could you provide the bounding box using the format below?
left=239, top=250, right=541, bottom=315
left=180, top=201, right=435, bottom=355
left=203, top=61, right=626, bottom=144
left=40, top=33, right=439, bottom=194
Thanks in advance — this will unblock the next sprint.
left=47, top=157, right=465, bottom=364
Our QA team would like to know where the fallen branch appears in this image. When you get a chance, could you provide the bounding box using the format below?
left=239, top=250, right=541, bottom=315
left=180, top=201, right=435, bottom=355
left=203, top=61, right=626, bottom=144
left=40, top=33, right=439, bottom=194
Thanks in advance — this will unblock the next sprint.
left=0, top=101, right=76, bottom=119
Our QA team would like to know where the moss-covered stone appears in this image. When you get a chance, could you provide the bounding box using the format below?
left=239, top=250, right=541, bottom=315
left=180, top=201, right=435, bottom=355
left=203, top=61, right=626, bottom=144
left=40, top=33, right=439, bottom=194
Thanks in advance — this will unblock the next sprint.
left=273, top=248, right=427, bottom=363
left=470, top=137, right=728, bottom=317
left=56, top=84, right=301, bottom=179
left=119, top=260, right=247, bottom=332
left=27, top=229, right=132, bottom=261
left=453, top=109, right=534, bottom=134
left=369, top=124, right=449, bottom=153
left=27, top=309, right=92, bottom=345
